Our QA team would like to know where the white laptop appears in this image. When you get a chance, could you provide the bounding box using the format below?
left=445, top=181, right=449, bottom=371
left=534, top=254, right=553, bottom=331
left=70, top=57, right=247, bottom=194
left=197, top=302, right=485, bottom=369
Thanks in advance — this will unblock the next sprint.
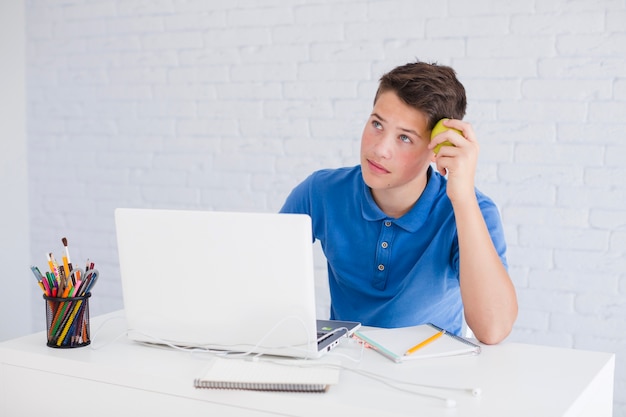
left=114, top=208, right=360, bottom=359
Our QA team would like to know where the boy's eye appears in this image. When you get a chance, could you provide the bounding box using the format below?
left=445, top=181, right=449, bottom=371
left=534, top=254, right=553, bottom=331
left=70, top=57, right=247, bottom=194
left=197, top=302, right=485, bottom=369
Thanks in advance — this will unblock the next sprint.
left=400, top=134, right=411, bottom=143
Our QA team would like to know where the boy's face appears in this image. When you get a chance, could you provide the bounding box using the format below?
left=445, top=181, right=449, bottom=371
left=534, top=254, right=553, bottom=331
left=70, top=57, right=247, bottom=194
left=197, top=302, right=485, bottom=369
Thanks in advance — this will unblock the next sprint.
left=360, top=90, right=432, bottom=195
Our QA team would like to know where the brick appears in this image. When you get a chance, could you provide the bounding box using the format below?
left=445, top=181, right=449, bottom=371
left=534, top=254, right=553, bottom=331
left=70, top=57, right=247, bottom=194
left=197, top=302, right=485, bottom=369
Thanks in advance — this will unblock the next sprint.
left=88, top=36, right=142, bottom=52
left=517, top=288, right=575, bottom=313
left=502, top=246, right=553, bottom=269
left=551, top=311, right=626, bottom=339
left=216, top=82, right=282, bottom=99
left=231, top=63, right=297, bottom=81
left=164, top=12, right=226, bottom=31
left=516, top=142, right=601, bottom=165
left=454, top=58, right=537, bottom=78
left=559, top=186, right=626, bottom=211
left=520, top=225, right=609, bottom=251
left=53, top=19, right=107, bottom=38
left=586, top=167, right=626, bottom=188
left=284, top=81, right=358, bottom=99
left=530, top=270, right=618, bottom=295
left=227, top=7, right=293, bottom=27
left=522, top=79, right=612, bottom=100
left=383, top=39, right=465, bottom=64
left=204, top=27, right=271, bottom=47
left=503, top=206, right=589, bottom=228
left=512, top=309, right=550, bottom=331
left=590, top=209, right=626, bottom=229
left=558, top=123, right=624, bottom=144
left=610, top=230, right=626, bottom=253
left=107, top=16, right=165, bottom=34
left=264, top=99, right=333, bottom=119
left=153, top=84, right=216, bottom=100
left=538, top=57, right=626, bottom=78
left=367, top=0, right=445, bottom=20
left=511, top=12, right=604, bottom=35
left=239, top=45, right=308, bottom=63
left=558, top=33, right=626, bottom=56
left=467, top=36, right=555, bottom=58
left=117, top=1, right=174, bottom=16
left=298, top=62, right=371, bottom=81
left=273, top=23, right=343, bottom=44
left=179, top=47, right=239, bottom=65
left=108, top=68, right=167, bottom=84
left=176, top=119, right=239, bottom=136
left=345, top=21, right=424, bottom=41
left=310, top=41, right=385, bottom=62
left=141, top=32, right=204, bottom=50
left=605, top=145, right=626, bottom=166
left=62, top=2, right=117, bottom=20
left=167, top=66, right=229, bottom=83
left=449, top=0, right=532, bottom=15
left=141, top=184, right=199, bottom=204
left=589, top=101, right=626, bottom=122
left=607, top=9, right=626, bottom=31
left=616, top=79, right=626, bottom=99
left=428, top=16, right=509, bottom=37
left=239, top=118, right=309, bottom=138
left=498, top=100, right=587, bottom=122
left=198, top=100, right=262, bottom=119
left=555, top=248, right=626, bottom=275
left=576, top=293, right=625, bottom=316
left=294, top=3, right=368, bottom=24
left=464, top=79, right=522, bottom=100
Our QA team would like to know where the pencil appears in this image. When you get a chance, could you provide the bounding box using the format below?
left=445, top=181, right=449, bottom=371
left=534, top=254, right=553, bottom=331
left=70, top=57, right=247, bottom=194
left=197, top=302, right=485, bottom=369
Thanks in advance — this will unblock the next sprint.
left=404, top=330, right=445, bottom=356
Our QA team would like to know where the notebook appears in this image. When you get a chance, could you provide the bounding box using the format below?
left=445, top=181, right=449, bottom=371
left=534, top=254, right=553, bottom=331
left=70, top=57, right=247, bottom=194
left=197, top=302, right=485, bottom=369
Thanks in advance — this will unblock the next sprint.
left=114, top=208, right=360, bottom=359
left=194, top=356, right=340, bottom=393
left=353, top=323, right=481, bottom=363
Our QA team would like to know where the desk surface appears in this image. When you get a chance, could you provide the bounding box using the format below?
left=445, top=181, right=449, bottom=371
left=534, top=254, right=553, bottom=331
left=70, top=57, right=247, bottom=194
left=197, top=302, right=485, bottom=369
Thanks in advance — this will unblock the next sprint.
left=0, top=311, right=615, bottom=417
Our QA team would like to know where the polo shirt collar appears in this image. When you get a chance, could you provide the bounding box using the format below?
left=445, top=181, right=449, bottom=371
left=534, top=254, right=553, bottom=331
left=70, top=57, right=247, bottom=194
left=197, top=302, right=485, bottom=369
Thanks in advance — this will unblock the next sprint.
left=360, top=166, right=441, bottom=233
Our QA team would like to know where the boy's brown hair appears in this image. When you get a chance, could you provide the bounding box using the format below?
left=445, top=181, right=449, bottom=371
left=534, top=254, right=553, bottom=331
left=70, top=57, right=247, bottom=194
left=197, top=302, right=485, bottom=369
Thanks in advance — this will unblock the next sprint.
left=374, top=61, right=467, bottom=131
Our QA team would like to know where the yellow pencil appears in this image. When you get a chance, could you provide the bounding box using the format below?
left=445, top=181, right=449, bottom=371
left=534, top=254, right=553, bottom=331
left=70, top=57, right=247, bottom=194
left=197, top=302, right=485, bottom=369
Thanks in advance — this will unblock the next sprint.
left=56, top=300, right=83, bottom=346
left=404, top=330, right=445, bottom=356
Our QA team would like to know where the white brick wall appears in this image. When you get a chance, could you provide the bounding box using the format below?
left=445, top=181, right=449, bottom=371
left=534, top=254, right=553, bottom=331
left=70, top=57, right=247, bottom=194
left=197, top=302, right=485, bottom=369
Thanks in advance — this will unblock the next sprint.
left=24, top=0, right=626, bottom=414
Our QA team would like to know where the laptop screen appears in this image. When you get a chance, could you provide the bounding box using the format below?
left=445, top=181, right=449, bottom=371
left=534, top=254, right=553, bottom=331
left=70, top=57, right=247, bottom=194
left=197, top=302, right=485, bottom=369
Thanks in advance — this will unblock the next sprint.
left=115, top=208, right=323, bottom=357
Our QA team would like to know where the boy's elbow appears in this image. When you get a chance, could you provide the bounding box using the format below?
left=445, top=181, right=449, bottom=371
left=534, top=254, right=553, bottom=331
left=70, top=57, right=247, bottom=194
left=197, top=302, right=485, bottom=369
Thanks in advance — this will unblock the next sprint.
left=471, top=308, right=518, bottom=345
left=476, top=327, right=512, bottom=345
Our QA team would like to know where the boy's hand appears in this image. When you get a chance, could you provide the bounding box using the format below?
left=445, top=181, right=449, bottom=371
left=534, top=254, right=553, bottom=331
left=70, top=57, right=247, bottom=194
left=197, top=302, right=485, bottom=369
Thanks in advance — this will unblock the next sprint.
left=429, top=119, right=479, bottom=204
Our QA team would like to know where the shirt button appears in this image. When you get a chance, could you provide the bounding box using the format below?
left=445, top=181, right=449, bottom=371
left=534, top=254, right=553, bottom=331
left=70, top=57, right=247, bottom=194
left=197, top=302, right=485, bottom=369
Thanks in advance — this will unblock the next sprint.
left=384, top=221, right=392, bottom=227
left=381, top=241, right=388, bottom=249
left=378, top=264, right=385, bottom=271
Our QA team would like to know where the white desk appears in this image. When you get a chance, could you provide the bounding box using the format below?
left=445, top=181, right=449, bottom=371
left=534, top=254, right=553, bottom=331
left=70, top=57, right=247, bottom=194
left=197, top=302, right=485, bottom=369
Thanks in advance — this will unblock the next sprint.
left=0, top=311, right=615, bottom=417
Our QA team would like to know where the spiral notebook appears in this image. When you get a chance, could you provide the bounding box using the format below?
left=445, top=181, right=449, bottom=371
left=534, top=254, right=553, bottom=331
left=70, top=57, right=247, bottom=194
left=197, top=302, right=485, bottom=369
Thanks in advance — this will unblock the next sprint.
left=194, top=357, right=340, bottom=393
left=353, top=323, right=481, bottom=363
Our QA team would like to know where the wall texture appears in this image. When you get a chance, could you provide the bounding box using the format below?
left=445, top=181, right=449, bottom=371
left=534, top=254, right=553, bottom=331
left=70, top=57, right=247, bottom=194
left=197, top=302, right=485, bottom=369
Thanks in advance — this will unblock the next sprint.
left=24, top=0, right=626, bottom=414
left=0, top=0, right=29, bottom=341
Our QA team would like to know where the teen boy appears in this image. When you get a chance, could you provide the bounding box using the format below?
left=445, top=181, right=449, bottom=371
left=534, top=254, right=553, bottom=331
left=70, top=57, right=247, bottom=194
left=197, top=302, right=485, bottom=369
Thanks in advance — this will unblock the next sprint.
left=280, top=61, right=517, bottom=344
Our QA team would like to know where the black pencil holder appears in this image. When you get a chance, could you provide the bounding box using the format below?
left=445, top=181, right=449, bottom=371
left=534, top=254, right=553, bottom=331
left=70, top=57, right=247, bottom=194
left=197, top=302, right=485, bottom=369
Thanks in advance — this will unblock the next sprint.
left=44, top=293, right=91, bottom=348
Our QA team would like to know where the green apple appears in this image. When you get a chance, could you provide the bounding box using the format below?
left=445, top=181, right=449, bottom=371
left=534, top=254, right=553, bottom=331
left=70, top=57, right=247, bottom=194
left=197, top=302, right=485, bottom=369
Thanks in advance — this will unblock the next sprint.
left=430, top=118, right=461, bottom=154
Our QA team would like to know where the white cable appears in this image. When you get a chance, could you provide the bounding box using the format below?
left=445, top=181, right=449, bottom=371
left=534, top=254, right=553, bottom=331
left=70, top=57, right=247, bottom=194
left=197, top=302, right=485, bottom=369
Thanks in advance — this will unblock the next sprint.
left=89, top=314, right=479, bottom=407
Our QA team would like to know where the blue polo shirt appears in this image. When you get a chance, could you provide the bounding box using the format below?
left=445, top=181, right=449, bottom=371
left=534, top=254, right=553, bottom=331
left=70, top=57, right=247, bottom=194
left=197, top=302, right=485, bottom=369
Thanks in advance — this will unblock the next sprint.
left=280, top=165, right=508, bottom=335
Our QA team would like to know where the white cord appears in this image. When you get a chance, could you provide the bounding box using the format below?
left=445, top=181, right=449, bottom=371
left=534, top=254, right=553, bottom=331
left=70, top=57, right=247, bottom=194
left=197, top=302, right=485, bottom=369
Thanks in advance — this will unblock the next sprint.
left=88, top=313, right=478, bottom=408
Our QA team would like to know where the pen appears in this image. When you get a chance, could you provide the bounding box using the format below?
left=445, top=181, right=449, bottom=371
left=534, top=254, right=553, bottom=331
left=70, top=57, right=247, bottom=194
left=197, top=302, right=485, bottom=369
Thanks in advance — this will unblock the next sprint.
left=353, top=331, right=402, bottom=363
left=46, top=272, right=58, bottom=297
left=30, top=266, right=47, bottom=294
left=404, top=330, right=445, bottom=356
